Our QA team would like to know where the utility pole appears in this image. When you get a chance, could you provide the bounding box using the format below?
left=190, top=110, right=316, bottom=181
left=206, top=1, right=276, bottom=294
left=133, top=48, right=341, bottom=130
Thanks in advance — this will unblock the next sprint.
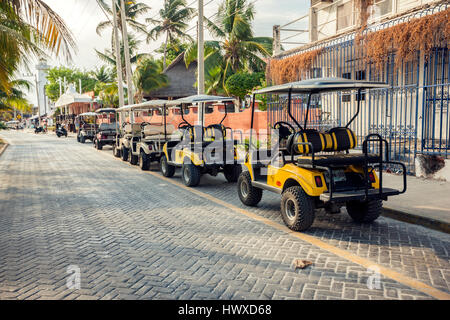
left=34, top=74, right=41, bottom=127
left=197, top=0, right=205, bottom=125
left=59, top=78, right=62, bottom=97
left=120, top=0, right=134, bottom=105
left=111, top=0, right=125, bottom=107
left=79, top=79, right=82, bottom=94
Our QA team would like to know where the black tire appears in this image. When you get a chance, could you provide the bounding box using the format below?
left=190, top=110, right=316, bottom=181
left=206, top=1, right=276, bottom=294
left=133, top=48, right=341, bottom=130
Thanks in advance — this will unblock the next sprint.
left=80, top=135, right=86, bottom=144
left=223, top=164, right=242, bottom=183
left=77, top=135, right=80, bottom=142
left=181, top=160, right=201, bottom=187
left=113, top=145, right=121, bottom=158
left=56, top=133, right=61, bottom=138
left=139, top=151, right=150, bottom=171
left=237, top=171, right=262, bottom=206
left=97, top=141, right=103, bottom=150
left=160, top=154, right=175, bottom=177
left=280, top=186, right=315, bottom=231
left=346, top=199, right=382, bottom=223
left=129, top=151, right=138, bottom=165
left=121, top=147, right=129, bottom=161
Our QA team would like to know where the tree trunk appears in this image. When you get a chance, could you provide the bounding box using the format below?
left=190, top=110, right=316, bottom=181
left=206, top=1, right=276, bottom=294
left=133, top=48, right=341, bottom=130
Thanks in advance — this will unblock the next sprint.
left=163, top=31, right=169, bottom=69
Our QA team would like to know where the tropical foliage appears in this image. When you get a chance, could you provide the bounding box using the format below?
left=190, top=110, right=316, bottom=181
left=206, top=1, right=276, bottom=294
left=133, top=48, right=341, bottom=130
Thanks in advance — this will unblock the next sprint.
left=133, top=58, right=168, bottom=103
left=96, top=34, right=149, bottom=80
left=225, top=72, right=264, bottom=100
left=147, top=0, right=194, bottom=69
left=95, top=0, right=150, bottom=36
left=45, top=67, right=97, bottom=102
left=184, top=0, right=272, bottom=94
left=0, top=79, right=32, bottom=112
left=0, top=0, right=75, bottom=94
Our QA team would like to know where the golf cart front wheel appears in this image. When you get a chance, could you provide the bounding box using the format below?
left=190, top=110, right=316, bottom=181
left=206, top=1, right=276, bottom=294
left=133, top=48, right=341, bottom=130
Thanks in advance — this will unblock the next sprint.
left=139, top=151, right=150, bottom=171
left=113, top=145, right=121, bottom=158
left=129, top=152, right=139, bottom=165
left=181, top=161, right=201, bottom=187
left=346, top=199, right=382, bottom=223
left=80, top=136, right=86, bottom=144
left=121, top=147, right=129, bottom=161
left=224, top=164, right=242, bottom=183
left=237, top=171, right=262, bottom=206
left=160, top=154, right=175, bottom=177
left=280, top=186, right=315, bottom=231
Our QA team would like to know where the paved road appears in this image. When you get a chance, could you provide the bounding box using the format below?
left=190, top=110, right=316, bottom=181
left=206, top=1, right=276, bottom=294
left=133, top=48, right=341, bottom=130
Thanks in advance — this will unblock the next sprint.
left=0, top=131, right=449, bottom=300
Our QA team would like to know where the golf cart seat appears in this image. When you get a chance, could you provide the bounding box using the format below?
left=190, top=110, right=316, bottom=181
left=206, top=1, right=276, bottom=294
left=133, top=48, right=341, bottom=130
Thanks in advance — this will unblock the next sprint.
left=286, top=127, right=380, bottom=166
left=204, top=124, right=227, bottom=141
left=98, top=123, right=116, bottom=131
left=124, top=123, right=141, bottom=135
left=143, top=124, right=175, bottom=137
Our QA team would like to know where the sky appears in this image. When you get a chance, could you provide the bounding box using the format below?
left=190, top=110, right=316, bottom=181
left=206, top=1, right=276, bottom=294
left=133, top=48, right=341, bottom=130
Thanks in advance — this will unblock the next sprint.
left=26, top=0, right=311, bottom=104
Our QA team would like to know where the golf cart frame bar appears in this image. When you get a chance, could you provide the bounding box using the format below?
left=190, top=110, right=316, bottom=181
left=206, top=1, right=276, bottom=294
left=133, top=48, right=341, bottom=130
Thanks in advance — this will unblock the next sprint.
left=250, top=78, right=407, bottom=202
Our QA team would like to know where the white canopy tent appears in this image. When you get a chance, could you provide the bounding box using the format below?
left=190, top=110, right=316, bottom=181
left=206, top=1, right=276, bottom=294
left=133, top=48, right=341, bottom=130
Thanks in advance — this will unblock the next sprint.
left=54, top=84, right=93, bottom=110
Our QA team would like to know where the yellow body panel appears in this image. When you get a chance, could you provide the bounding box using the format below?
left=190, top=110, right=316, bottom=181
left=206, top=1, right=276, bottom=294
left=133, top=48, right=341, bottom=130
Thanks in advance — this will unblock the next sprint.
left=244, top=153, right=379, bottom=197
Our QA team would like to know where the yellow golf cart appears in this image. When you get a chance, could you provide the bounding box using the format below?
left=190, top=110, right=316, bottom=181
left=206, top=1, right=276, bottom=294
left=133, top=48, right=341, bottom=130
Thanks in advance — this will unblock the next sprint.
left=160, top=95, right=243, bottom=187
left=238, top=78, right=407, bottom=231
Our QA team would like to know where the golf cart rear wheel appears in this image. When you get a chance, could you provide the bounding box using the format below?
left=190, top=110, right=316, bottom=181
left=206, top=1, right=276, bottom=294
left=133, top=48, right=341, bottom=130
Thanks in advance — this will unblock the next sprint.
left=113, top=145, right=121, bottom=158
left=139, top=151, right=150, bottom=171
left=121, top=147, right=129, bottom=161
left=224, top=164, right=242, bottom=183
left=160, top=154, right=175, bottom=177
left=129, top=152, right=138, bottom=165
left=346, top=199, right=382, bottom=223
left=238, top=171, right=262, bottom=206
left=80, top=135, right=86, bottom=144
left=181, top=161, right=201, bottom=187
left=97, top=141, right=103, bottom=150
left=280, top=186, right=315, bottom=231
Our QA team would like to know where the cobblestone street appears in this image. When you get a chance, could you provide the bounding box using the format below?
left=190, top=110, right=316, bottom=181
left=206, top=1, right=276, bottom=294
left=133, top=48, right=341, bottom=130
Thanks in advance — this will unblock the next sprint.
left=0, top=131, right=449, bottom=300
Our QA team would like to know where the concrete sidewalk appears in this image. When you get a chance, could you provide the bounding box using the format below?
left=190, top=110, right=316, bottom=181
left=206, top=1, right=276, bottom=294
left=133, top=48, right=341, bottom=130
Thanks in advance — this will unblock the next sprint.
left=382, top=173, right=450, bottom=233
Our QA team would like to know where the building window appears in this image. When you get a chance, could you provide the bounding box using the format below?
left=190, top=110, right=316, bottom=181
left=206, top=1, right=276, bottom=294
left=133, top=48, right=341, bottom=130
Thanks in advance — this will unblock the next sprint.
left=371, top=0, right=392, bottom=18
left=355, top=70, right=366, bottom=101
left=337, top=1, right=353, bottom=31
left=342, top=72, right=351, bottom=102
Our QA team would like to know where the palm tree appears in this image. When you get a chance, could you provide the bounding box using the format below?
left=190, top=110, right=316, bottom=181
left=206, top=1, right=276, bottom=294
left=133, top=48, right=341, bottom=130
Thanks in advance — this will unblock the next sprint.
left=184, top=0, right=272, bottom=93
left=96, top=0, right=150, bottom=36
left=95, top=34, right=149, bottom=80
left=0, top=79, right=32, bottom=112
left=91, top=66, right=115, bottom=83
left=0, top=0, right=75, bottom=92
left=147, top=0, right=194, bottom=69
left=133, top=58, right=169, bottom=103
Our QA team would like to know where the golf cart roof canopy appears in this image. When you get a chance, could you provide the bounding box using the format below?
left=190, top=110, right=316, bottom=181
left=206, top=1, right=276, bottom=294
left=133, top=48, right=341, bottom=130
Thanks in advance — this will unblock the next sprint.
left=95, top=108, right=116, bottom=113
left=78, top=112, right=97, bottom=117
left=116, top=99, right=179, bottom=112
left=174, top=94, right=236, bottom=105
left=253, top=77, right=389, bottom=95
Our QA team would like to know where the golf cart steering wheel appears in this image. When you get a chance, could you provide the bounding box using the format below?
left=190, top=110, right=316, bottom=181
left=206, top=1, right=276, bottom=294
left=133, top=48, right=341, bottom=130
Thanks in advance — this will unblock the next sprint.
left=178, top=121, right=191, bottom=130
left=140, top=122, right=150, bottom=129
left=273, top=121, right=295, bottom=140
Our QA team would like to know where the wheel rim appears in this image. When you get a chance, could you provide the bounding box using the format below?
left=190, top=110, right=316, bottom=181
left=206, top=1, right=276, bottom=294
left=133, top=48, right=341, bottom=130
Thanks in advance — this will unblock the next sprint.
left=240, top=180, right=249, bottom=198
left=161, top=158, right=167, bottom=174
left=183, top=166, right=190, bottom=183
left=285, top=199, right=296, bottom=220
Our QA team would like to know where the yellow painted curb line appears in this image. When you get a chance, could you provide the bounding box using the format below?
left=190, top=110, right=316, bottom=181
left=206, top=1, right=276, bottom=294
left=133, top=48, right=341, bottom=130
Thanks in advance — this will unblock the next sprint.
left=142, top=169, right=450, bottom=300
